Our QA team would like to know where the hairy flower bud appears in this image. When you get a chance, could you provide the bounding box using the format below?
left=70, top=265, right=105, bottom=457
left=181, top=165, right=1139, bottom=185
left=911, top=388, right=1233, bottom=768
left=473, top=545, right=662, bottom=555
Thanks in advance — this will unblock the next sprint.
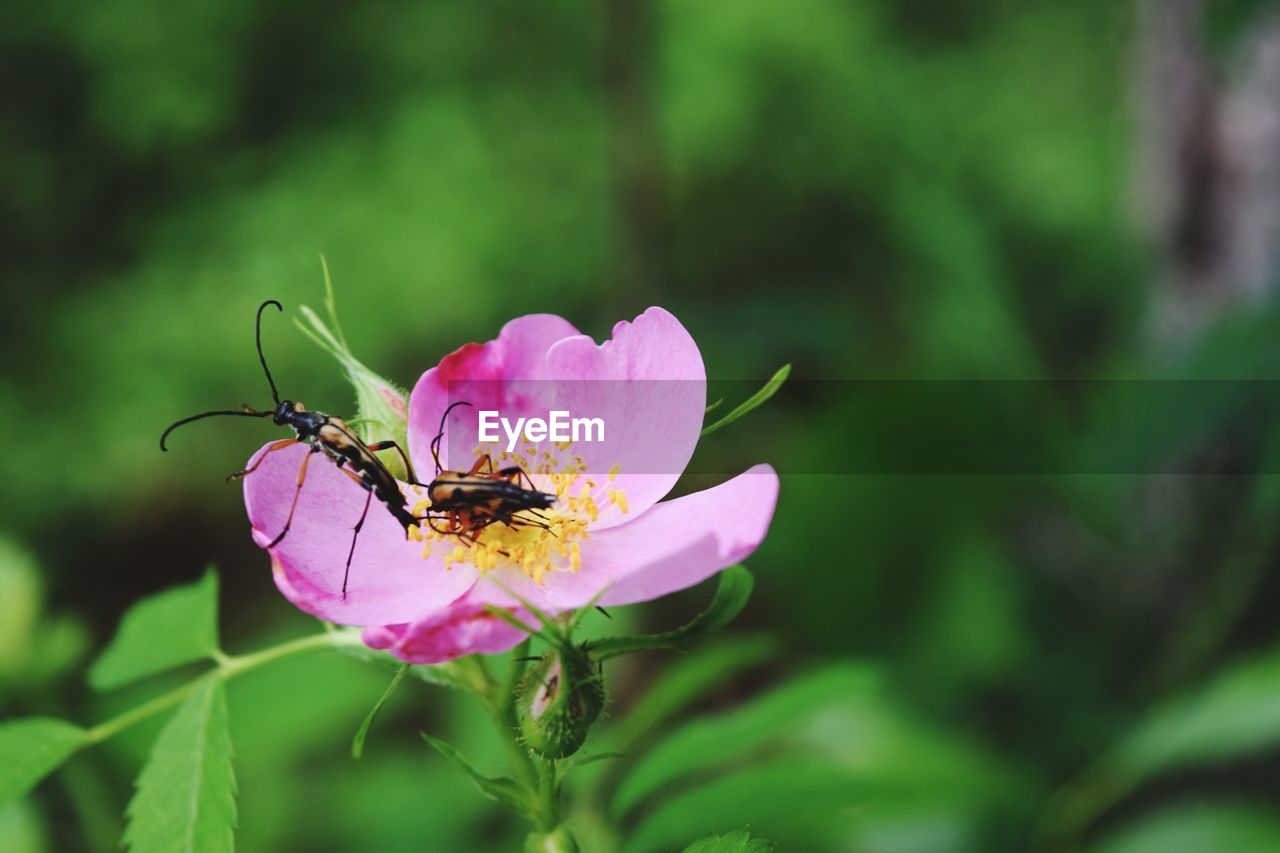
left=517, top=645, right=604, bottom=760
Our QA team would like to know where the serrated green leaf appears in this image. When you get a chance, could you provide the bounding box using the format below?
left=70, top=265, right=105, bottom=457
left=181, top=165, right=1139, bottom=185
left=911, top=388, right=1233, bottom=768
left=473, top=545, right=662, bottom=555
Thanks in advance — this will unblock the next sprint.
left=0, top=717, right=86, bottom=808
left=588, top=566, right=754, bottom=660
left=421, top=733, right=533, bottom=817
left=124, top=675, right=237, bottom=853
left=701, top=365, right=790, bottom=437
left=683, top=828, right=775, bottom=853
left=90, top=570, right=220, bottom=690
left=352, top=664, right=409, bottom=759
left=1092, top=801, right=1280, bottom=853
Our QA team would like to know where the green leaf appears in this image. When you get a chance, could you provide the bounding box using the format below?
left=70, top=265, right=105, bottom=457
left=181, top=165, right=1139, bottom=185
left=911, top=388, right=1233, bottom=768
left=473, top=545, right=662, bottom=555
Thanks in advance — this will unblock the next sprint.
left=611, top=663, right=1014, bottom=821
left=1111, top=643, right=1280, bottom=781
left=625, top=758, right=866, bottom=853
left=352, top=664, right=410, bottom=759
left=607, top=635, right=777, bottom=751
left=570, top=751, right=629, bottom=768
left=90, top=570, right=220, bottom=690
left=612, top=666, right=863, bottom=817
left=0, top=717, right=86, bottom=808
left=0, top=799, right=47, bottom=853
left=421, top=733, right=533, bottom=817
left=1044, top=643, right=1280, bottom=842
left=683, top=828, right=775, bottom=852
left=1092, top=801, right=1280, bottom=853
left=701, top=365, right=790, bottom=437
left=124, top=675, right=237, bottom=853
left=588, top=566, right=754, bottom=659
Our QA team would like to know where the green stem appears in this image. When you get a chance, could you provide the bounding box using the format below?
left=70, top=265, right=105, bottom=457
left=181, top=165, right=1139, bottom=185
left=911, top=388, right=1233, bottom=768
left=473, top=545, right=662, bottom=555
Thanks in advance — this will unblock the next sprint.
left=536, top=758, right=559, bottom=832
left=84, top=680, right=199, bottom=745
left=84, top=629, right=365, bottom=745
left=218, top=629, right=363, bottom=676
left=480, top=641, right=537, bottom=795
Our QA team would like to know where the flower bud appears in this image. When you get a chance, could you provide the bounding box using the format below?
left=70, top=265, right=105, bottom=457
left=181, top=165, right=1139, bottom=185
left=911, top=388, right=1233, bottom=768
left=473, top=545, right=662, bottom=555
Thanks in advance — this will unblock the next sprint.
left=517, top=645, right=604, bottom=760
left=524, top=826, right=579, bottom=853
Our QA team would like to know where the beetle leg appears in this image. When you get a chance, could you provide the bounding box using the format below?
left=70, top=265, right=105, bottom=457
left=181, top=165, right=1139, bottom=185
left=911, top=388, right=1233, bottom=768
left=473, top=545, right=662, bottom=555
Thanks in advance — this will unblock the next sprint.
left=267, top=446, right=318, bottom=548
left=423, top=514, right=455, bottom=536
left=335, top=464, right=367, bottom=487
left=502, top=514, right=553, bottom=532
left=497, top=465, right=539, bottom=492
left=226, top=438, right=301, bottom=482
left=366, top=440, right=418, bottom=485
left=341, top=489, right=374, bottom=600
left=468, top=454, right=496, bottom=477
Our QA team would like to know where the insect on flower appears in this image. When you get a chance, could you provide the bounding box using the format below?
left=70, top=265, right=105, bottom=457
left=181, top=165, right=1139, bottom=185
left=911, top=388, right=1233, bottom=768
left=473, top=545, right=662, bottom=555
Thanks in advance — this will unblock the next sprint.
left=160, top=300, right=427, bottom=598
left=418, top=401, right=557, bottom=545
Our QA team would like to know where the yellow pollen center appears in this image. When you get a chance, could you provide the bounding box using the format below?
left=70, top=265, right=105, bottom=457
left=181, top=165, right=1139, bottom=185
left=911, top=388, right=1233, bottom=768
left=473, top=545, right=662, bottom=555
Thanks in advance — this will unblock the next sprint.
left=407, top=441, right=628, bottom=583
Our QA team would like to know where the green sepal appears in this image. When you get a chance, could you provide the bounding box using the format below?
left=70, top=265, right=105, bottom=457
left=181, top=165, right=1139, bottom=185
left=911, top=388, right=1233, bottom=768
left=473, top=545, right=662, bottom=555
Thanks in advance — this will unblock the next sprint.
left=484, top=606, right=551, bottom=644
left=701, top=365, right=791, bottom=437
left=295, top=257, right=411, bottom=478
left=586, top=566, right=754, bottom=659
left=331, top=634, right=486, bottom=693
left=351, top=664, right=410, bottom=759
left=569, top=751, right=628, bottom=768
left=422, top=732, right=535, bottom=818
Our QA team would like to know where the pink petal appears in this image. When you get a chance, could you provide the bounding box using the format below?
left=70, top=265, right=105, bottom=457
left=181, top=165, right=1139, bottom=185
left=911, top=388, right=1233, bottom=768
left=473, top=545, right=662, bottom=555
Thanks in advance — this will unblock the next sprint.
left=360, top=588, right=532, bottom=664
left=242, top=441, right=477, bottom=625
left=407, top=314, right=581, bottom=470
left=472, top=464, right=780, bottom=610
left=407, top=307, right=706, bottom=529
left=541, top=307, right=706, bottom=526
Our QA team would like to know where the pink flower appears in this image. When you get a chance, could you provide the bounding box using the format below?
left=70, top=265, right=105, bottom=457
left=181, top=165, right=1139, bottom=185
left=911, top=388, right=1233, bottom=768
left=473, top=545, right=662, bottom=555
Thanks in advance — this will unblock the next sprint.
left=243, top=308, right=779, bottom=663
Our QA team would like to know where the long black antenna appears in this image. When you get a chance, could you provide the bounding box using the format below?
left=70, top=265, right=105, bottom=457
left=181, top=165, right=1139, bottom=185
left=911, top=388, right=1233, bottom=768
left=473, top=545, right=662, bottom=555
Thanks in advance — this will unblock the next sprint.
left=160, top=408, right=270, bottom=451
left=257, top=300, right=284, bottom=405
left=431, top=401, right=473, bottom=473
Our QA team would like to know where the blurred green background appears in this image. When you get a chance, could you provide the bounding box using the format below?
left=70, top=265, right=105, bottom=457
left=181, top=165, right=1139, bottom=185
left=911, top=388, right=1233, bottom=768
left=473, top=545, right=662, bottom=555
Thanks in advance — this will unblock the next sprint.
left=6, top=0, right=1280, bottom=850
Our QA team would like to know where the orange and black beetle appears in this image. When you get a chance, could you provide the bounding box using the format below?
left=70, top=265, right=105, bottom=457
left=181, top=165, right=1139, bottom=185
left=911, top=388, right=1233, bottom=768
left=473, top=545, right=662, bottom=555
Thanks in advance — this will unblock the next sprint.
left=160, top=300, right=423, bottom=597
left=419, top=401, right=556, bottom=543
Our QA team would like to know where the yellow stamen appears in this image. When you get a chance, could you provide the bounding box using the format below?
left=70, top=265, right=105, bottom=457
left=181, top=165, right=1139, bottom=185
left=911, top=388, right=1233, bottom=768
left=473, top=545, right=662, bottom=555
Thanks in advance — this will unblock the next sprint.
left=417, top=450, right=624, bottom=583
left=608, top=489, right=629, bottom=514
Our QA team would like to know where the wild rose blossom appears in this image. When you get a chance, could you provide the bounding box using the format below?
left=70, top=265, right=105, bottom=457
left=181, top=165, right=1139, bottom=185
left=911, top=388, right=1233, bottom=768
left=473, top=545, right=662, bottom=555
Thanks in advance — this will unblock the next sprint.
left=243, top=308, right=779, bottom=662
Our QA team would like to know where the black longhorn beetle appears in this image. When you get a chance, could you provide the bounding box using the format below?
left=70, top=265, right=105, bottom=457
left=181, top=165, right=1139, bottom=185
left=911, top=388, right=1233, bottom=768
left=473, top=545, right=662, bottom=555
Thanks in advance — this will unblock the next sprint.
left=161, top=300, right=425, bottom=598
left=160, top=300, right=556, bottom=599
